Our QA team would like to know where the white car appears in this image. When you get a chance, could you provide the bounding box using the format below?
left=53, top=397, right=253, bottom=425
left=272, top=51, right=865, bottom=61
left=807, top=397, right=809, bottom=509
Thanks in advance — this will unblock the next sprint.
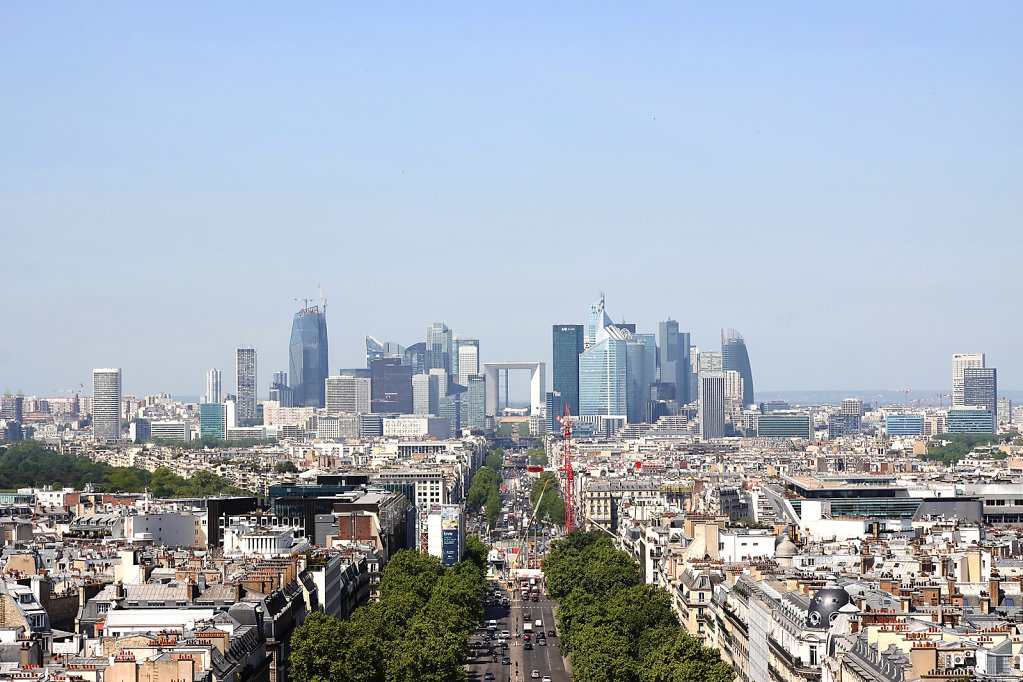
left=531, top=671, right=541, bottom=679
left=542, top=677, right=552, bottom=682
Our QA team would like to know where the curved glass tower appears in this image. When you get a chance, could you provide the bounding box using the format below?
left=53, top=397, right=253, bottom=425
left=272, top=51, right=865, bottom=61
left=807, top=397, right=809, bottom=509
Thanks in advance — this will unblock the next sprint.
left=289, top=306, right=329, bottom=407
left=721, top=328, right=754, bottom=408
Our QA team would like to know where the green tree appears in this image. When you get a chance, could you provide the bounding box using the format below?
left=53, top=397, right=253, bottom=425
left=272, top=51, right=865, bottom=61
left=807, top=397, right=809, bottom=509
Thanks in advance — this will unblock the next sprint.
left=462, top=535, right=489, bottom=573
left=288, top=612, right=350, bottom=682
left=484, top=449, right=504, bottom=470
left=485, top=488, right=501, bottom=528
left=275, top=460, right=298, bottom=474
left=528, top=446, right=548, bottom=466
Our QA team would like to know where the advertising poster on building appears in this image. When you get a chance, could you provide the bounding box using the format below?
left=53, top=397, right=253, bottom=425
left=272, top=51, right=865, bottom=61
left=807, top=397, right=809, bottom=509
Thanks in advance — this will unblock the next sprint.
left=441, top=506, right=460, bottom=566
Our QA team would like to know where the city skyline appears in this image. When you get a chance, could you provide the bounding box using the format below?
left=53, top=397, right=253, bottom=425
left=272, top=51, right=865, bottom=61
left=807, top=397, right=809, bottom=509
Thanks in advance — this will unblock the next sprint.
left=4, top=4, right=1021, bottom=396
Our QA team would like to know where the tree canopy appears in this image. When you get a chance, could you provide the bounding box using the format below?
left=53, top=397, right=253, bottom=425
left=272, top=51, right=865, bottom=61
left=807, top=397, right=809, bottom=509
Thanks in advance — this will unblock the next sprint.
left=545, top=531, right=734, bottom=682
left=466, top=451, right=504, bottom=528
left=0, top=441, right=249, bottom=497
left=289, top=541, right=488, bottom=682
left=529, top=471, right=565, bottom=526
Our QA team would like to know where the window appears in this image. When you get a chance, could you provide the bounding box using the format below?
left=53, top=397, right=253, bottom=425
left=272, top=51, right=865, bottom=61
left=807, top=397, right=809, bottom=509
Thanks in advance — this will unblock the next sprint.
left=809, top=646, right=818, bottom=666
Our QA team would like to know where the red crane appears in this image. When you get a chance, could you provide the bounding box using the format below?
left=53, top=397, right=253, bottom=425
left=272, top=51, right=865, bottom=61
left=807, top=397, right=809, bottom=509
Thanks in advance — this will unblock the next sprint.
left=936, top=393, right=951, bottom=409
left=557, top=404, right=576, bottom=533
left=892, top=388, right=913, bottom=410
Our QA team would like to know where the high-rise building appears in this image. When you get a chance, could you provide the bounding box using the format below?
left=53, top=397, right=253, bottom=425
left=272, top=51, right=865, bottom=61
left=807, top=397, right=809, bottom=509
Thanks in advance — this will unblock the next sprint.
left=404, top=343, right=426, bottom=375
left=997, top=398, right=1012, bottom=425
left=92, top=368, right=122, bottom=441
left=0, top=394, right=24, bottom=423
left=269, top=370, right=293, bottom=408
left=289, top=305, right=329, bottom=408
left=721, top=329, right=755, bottom=408
left=952, top=353, right=985, bottom=407
left=413, top=373, right=441, bottom=415
left=586, top=294, right=613, bottom=349
left=325, top=375, right=371, bottom=414
left=204, top=369, right=222, bottom=405
left=657, top=320, right=692, bottom=405
left=236, top=348, right=257, bottom=423
left=454, top=337, right=480, bottom=386
left=461, top=374, right=486, bottom=431
left=365, top=336, right=405, bottom=369
left=370, top=358, right=413, bottom=413
left=579, top=327, right=628, bottom=417
left=947, top=406, right=995, bottom=434
left=625, top=337, right=651, bottom=424
left=552, top=324, right=584, bottom=415
left=425, top=323, right=452, bottom=375
left=962, top=367, right=997, bottom=415
left=545, top=391, right=566, bottom=433
left=698, top=351, right=723, bottom=373
left=698, top=371, right=725, bottom=440
left=199, top=401, right=234, bottom=440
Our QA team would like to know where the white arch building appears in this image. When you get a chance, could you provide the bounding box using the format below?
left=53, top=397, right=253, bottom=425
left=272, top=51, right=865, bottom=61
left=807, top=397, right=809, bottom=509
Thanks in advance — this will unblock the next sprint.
left=483, top=362, right=545, bottom=416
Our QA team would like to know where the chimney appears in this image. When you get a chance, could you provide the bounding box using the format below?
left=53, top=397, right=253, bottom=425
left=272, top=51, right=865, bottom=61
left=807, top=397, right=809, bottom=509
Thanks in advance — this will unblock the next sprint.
left=186, top=581, right=200, bottom=602
left=989, top=577, right=1001, bottom=608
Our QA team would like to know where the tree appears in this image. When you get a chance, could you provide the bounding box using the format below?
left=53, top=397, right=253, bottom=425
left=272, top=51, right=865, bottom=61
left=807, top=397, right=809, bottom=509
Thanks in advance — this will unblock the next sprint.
left=288, top=612, right=350, bottom=682
left=484, top=449, right=504, bottom=471
left=462, top=535, right=489, bottom=573
left=275, top=460, right=298, bottom=474
left=528, top=446, right=548, bottom=466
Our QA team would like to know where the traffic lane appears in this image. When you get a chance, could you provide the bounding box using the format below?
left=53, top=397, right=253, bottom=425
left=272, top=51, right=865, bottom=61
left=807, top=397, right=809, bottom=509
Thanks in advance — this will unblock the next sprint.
left=465, top=590, right=516, bottom=680
left=510, top=594, right=570, bottom=681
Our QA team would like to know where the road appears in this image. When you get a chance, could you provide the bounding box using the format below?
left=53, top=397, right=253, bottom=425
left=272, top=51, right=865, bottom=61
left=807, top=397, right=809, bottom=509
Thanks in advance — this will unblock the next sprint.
left=466, top=583, right=571, bottom=682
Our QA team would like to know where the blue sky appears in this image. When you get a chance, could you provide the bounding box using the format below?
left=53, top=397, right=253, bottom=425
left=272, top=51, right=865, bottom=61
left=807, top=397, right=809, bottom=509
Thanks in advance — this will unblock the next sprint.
left=2, top=2, right=1020, bottom=398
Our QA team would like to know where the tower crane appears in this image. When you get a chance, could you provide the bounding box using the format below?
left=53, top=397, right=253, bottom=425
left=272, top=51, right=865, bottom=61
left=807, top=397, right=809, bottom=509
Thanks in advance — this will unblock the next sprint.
left=892, top=388, right=912, bottom=410
left=317, top=283, right=327, bottom=312
left=294, top=297, right=312, bottom=310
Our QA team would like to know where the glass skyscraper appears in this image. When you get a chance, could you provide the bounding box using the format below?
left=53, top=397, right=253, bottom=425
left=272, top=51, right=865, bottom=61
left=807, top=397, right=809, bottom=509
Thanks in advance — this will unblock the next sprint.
left=426, top=323, right=452, bottom=375
left=289, top=306, right=329, bottom=408
left=963, top=367, right=997, bottom=414
left=552, top=324, right=584, bottom=415
left=586, top=294, right=612, bottom=349
left=721, top=328, right=755, bottom=408
left=658, top=319, right=691, bottom=404
left=579, top=328, right=628, bottom=417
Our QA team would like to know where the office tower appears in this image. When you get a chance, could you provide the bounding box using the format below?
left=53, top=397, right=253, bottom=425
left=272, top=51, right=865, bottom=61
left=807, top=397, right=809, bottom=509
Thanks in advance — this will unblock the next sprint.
left=439, top=384, right=465, bottom=432
left=552, top=324, right=584, bottom=415
left=461, top=374, right=486, bottom=430
left=688, top=346, right=699, bottom=404
left=625, top=337, right=651, bottom=424
left=545, top=391, right=566, bottom=433
left=658, top=320, right=692, bottom=405
left=0, top=393, right=23, bottom=423
left=413, top=373, right=441, bottom=415
left=585, top=294, right=613, bottom=349
left=698, top=371, right=726, bottom=440
left=425, top=323, right=452, bottom=375
left=370, top=357, right=413, bottom=413
left=579, top=327, right=628, bottom=416
left=699, top=351, right=723, bottom=373
left=236, top=348, right=257, bottom=423
left=200, top=402, right=228, bottom=439
left=289, top=304, right=329, bottom=408
left=269, top=370, right=293, bottom=408
left=962, top=367, right=997, bottom=415
left=365, top=335, right=405, bottom=369
left=721, top=329, right=755, bottom=408
left=952, top=353, right=985, bottom=407
left=92, top=368, right=122, bottom=441
left=947, top=406, right=995, bottom=434
left=838, top=398, right=864, bottom=434
left=326, top=375, right=371, bottom=414
left=204, top=369, right=222, bottom=405
left=997, top=398, right=1012, bottom=425
left=454, top=337, right=480, bottom=386
left=404, top=343, right=426, bottom=375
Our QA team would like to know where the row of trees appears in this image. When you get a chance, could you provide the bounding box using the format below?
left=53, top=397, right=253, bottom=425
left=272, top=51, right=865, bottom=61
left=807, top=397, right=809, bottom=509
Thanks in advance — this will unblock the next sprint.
left=544, top=532, right=735, bottom=682
left=289, top=537, right=488, bottom=682
left=528, top=444, right=547, bottom=466
left=466, top=450, right=504, bottom=528
left=0, top=441, right=250, bottom=497
left=529, top=471, right=565, bottom=525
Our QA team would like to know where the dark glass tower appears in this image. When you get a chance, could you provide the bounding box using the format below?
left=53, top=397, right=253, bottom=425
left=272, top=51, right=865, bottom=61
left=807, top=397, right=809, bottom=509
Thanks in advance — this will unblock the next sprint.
left=552, top=324, right=584, bottom=415
left=963, top=367, right=997, bottom=414
left=721, top=328, right=754, bottom=408
left=289, top=306, right=329, bottom=407
left=658, top=319, right=691, bottom=404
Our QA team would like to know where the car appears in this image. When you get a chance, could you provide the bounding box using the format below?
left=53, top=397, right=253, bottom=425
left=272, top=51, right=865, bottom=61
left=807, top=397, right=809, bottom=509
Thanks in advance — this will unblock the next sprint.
left=531, top=671, right=541, bottom=679
left=501, top=630, right=510, bottom=638
left=542, top=677, right=552, bottom=682
left=537, top=637, right=547, bottom=646
left=502, top=657, right=511, bottom=665
left=547, top=630, right=556, bottom=637
left=484, top=673, right=495, bottom=681
left=524, top=642, right=533, bottom=650
left=523, top=634, right=530, bottom=641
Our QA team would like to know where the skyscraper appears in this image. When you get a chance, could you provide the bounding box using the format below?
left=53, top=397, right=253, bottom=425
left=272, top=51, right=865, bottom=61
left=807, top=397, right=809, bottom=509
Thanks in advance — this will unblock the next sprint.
left=699, top=371, right=726, bottom=440
left=953, top=353, right=985, bottom=407
left=963, top=367, right=997, bottom=415
left=325, top=375, right=371, bottom=414
left=658, top=320, right=691, bottom=404
left=204, top=369, right=222, bottom=405
left=370, top=357, right=413, bottom=413
left=365, top=336, right=405, bottom=369
left=289, top=305, right=329, bottom=408
left=92, top=368, right=122, bottom=441
left=585, top=294, right=613, bottom=349
left=461, top=374, right=486, bottom=430
left=625, top=337, right=651, bottom=424
left=454, top=337, right=480, bottom=386
left=426, top=323, right=453, bottom=375
left=721, top=329, right=755, bottom=408
left=236, top=348, right=257, bottom=423
left=579, top=326, right=628, bottom=417
left=413, top=372, right=441, bottom=415
left=552, top=324, right=584, bottom=415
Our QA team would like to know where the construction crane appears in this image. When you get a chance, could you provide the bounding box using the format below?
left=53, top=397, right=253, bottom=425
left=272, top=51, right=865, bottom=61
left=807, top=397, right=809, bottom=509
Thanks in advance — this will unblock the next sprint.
left=509, top=475, right=556, bottom=571
left=936, top=393, right=951, bottom=409
left=317, top=283, right=327, bottom=312
left=892, top=388, right=912, bottom=410
left=557, top=404, right=576, bottom=532
left=294, top=297, right=312, bottom=310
